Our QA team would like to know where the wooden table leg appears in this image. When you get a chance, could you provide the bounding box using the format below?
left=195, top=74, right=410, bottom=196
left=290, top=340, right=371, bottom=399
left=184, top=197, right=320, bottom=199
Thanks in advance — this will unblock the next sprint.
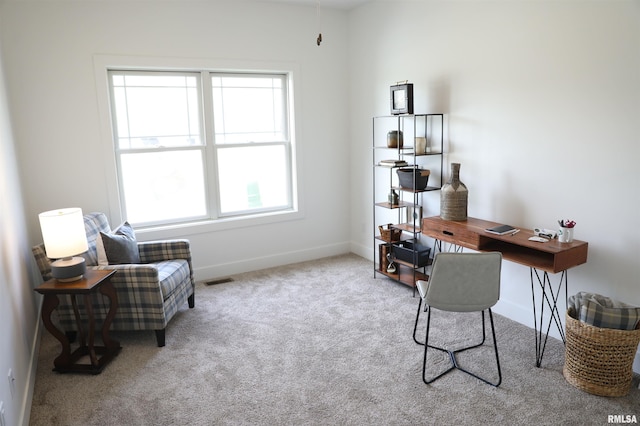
left=71, top=295, right=86, bottom=347
left=99, top=280, right=121, bottom=353
left=41, top=294, right=72, bottom=371
left=35, top=270, right=121, bottom=374
left=84, top=294, right=99, bottom=367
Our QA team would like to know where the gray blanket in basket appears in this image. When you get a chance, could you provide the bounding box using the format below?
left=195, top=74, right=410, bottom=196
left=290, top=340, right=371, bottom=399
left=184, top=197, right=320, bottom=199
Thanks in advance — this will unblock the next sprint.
left=568, top=292, right=640, bottom=330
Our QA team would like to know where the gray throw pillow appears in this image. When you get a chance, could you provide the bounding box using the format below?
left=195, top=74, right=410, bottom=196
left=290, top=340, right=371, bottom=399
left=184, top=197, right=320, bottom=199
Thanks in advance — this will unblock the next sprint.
left=99, top=221, right=140, bottom=264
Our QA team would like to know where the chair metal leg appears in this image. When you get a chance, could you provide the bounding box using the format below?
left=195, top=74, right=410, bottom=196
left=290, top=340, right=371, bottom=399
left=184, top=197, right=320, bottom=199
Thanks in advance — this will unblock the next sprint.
left=421, top=308, right=502, bottom=387
left=453, top=310, right=501, bottom=387
left=413, top=298, right=424, bottom=345
left=423, top=308, right=455, bottom=384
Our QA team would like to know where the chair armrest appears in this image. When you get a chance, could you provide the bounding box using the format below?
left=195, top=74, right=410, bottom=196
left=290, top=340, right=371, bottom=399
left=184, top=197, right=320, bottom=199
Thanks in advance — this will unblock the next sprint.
left=91, top=264, right=166, bottom=310
left=137, top=240, right=196, bottom=293
left=138, top=239, right=192, bottom=263
left=93, top=263, right=162, bottom=285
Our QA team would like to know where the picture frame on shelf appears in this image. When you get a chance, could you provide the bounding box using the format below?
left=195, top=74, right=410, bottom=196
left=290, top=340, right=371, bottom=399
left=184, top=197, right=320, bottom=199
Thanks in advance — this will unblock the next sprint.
left=390, top=83, right=413, bottom=115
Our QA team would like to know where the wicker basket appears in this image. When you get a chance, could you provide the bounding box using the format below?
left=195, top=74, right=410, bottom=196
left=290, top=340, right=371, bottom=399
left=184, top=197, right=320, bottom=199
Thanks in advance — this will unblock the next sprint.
left=563, top=309, right=640, bottom=397
left=378, top=224, right=402, bottom=242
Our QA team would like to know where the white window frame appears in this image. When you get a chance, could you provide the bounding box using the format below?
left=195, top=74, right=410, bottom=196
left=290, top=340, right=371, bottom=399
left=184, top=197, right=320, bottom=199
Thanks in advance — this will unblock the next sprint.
left=209, top=72, right=293, bottom=218
left=93, top=55, right=304, bottom=239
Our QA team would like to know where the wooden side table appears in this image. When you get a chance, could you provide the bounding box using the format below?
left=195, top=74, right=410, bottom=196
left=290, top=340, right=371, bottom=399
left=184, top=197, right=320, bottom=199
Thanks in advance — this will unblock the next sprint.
left=35, top=269, right=121, bottom=374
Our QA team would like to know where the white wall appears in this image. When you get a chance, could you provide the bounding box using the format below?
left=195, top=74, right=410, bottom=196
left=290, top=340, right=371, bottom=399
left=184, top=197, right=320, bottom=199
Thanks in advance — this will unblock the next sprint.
left=0, top=2, right=351, bottom=423
left=0, top=28, right=40, bottom=426
left=1, top=0, right=352, bottom=279
left=348, top=1, right=640, bottom=370
left=1, top=4, right=639, bottom=423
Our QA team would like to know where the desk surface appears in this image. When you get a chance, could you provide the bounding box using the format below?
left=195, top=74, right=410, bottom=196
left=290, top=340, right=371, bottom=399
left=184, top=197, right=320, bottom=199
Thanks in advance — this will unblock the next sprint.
left=422, top=216, right=588, bottom=273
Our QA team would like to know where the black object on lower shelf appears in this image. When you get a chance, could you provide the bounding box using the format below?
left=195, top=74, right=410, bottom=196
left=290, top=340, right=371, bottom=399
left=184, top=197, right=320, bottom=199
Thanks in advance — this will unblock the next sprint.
left=391, top=240, right=431, bottom=268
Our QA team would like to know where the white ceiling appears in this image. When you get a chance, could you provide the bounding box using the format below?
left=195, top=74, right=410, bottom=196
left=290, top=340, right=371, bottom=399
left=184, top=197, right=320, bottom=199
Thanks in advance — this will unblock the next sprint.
left=252, top=0, right=371, bottom=10
left=1, top=0, right=372, bottom=8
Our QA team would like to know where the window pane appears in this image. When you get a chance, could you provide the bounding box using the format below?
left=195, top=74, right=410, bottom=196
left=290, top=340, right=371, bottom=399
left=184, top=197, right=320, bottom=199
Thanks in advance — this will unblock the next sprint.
left=217, top=145, right=289, bottom=215
left=117, top=74, right=198, bottom=88
left=212, top=75, right=287, bottom=144
left=120, top=150, right=207, bottom=224
left=111, top=73, right=202, bottom=149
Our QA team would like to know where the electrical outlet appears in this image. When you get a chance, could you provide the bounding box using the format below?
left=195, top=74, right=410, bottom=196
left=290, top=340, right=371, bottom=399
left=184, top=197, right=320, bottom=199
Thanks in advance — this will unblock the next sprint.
left=7, top=370, right=15, bottom=398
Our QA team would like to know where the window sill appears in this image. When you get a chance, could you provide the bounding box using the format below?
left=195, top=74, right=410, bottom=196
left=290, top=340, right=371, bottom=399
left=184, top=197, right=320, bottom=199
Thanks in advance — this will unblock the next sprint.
left=133, top=209, right=303, bottom=241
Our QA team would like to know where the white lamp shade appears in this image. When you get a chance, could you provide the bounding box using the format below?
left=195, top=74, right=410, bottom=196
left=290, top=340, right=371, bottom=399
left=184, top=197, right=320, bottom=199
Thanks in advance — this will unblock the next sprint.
left=38, top=208, right=89, bottom=259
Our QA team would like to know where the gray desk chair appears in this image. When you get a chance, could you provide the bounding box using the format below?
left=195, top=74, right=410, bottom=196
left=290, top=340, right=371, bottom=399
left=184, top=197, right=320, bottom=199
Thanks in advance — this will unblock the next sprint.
left=413, top=252, right=502, bottom=386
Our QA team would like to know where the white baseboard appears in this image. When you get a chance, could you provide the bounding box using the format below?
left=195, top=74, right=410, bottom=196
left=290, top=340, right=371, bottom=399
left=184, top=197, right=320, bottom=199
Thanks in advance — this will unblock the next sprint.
left=193, top=241, right=351, bottom=282
left=21, top=308, right=42, bottom=426
left=350, top=241, right=373, bottom=262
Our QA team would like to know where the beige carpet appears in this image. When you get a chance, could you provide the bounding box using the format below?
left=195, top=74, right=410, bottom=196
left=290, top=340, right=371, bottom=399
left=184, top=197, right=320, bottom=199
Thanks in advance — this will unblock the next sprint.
left=29, top=254, right=639, bottom=425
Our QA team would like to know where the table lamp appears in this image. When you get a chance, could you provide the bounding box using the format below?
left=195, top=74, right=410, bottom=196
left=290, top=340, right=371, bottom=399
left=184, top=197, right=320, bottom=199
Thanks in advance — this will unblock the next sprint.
left=38, top=208, right=89, bottom=282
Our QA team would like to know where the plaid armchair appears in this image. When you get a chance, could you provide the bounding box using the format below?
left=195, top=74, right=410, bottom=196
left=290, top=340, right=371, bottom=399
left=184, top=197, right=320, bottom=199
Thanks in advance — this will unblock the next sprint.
left=32, top=212, right=195, bottom=347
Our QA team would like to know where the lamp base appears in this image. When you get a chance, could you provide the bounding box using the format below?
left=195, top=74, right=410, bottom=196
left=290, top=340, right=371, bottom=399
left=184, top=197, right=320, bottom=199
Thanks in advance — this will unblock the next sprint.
left=51, top=257, right=87, bottom=282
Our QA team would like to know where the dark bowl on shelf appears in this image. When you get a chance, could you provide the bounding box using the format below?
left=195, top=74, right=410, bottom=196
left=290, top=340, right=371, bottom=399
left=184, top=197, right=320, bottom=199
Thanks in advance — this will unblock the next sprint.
left=397, top=168, right=430, bottom=190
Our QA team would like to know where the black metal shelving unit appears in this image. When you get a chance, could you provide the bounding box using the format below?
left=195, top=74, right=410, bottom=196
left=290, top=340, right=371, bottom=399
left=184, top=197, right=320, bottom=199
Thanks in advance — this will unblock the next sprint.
left=372, top=113, right=444, bottom=290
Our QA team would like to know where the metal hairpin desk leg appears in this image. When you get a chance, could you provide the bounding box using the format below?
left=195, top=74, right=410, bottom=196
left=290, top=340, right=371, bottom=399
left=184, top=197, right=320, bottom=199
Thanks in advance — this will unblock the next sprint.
left=432, top=239, right=464, bottom=256
left=530, top=268, right=568, bottom=368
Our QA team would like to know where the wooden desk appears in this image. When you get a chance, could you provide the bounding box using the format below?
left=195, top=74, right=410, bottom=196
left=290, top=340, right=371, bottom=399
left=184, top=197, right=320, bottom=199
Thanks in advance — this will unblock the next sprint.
left=35, top=270, right=121, bottom=374
left=422, top=216, right=588, bottom=367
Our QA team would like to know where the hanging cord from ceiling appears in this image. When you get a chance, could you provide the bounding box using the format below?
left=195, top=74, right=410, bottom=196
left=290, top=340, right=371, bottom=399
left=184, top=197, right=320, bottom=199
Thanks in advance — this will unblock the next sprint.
left=316, top=0, right=322, bottom=46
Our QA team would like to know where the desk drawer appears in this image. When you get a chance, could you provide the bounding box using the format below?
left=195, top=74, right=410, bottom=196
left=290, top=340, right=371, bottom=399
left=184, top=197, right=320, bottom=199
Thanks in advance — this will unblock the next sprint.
left=421, top=217, right=483, bottom=250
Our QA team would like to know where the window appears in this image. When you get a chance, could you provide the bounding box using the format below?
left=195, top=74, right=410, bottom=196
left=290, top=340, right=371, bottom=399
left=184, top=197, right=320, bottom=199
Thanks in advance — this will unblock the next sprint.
left=108, top=70, right=295, bottom=227
left=211, top=75, right=292, bottom=215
